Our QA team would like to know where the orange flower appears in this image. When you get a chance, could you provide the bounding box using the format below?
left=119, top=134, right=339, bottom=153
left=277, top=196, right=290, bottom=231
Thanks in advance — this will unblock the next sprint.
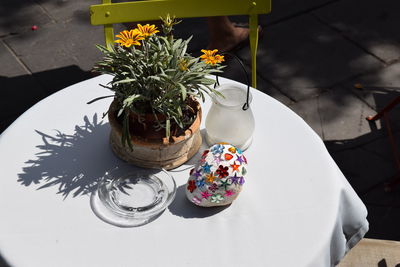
left=136, top=24, right=159, bottom=38
left=200, top=49, right=225, bottom=65
left=115, top=29, right=144, bottom=47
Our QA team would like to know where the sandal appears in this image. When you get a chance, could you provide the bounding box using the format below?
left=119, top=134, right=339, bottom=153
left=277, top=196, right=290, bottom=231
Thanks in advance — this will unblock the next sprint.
left=223, top=23, right=263, bottom=53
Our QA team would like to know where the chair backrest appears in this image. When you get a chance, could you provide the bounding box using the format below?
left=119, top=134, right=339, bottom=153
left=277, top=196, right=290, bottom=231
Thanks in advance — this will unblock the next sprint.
left=90, top=0, right=271, bottom=88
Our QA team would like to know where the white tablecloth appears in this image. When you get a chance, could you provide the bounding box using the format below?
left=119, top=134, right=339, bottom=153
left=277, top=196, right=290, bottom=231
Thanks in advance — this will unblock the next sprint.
left=0, top=75, right=368, bottom=267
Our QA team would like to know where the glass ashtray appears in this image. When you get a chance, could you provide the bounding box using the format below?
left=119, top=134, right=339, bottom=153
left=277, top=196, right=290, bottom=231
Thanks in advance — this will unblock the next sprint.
left=91, top=165, right=176, bottom=227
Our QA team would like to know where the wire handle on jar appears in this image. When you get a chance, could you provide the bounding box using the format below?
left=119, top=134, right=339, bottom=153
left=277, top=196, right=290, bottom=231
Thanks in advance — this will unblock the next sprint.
left=214, top=52, right=251, bottom=111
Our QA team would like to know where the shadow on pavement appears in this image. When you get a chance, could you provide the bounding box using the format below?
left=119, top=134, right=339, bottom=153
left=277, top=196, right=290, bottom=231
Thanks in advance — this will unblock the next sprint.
left=325, top=89, right=400, bottom=241
left=0, top=65, right=94, bottom=134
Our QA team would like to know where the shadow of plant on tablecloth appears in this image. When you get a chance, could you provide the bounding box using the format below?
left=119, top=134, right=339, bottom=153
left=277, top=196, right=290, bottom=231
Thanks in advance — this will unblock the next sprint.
left=17, top=113, right=122, bottom=199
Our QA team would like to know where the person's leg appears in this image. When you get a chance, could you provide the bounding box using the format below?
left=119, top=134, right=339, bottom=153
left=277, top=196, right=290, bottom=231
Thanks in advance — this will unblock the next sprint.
left=207, top=16, right=250, bottom=52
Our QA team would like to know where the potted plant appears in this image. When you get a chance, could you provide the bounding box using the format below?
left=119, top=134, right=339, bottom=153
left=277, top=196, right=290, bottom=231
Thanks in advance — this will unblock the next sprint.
left=91, top=16, right=225, bottom=169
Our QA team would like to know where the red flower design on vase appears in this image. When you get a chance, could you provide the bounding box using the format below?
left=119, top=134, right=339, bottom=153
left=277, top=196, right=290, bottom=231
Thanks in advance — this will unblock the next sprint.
left=187, top=180, right=197, bottom=193
left=216, top=165, right=229, bottom=178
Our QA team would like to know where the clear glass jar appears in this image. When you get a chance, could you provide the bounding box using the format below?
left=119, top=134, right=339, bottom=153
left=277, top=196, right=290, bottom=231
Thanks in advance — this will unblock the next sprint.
left=205, top=84, right=255, bottom=151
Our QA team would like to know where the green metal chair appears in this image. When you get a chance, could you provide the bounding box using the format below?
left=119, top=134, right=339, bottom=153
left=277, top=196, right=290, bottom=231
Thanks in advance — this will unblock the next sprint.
left=90, top=0, right=271, bottom=88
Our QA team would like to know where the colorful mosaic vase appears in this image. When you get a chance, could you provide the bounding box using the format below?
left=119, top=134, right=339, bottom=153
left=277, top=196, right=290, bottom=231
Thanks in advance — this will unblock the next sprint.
left=185, top=143, right=247, bottom=207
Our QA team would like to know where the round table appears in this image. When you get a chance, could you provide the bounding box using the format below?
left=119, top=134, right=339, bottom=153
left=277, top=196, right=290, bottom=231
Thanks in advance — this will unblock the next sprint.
left=0, top=75, right=368, bottom=267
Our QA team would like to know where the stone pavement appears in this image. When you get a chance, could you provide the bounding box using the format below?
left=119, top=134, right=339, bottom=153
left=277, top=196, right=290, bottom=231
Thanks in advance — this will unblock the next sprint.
left=1, top=0, right=400, bottom=242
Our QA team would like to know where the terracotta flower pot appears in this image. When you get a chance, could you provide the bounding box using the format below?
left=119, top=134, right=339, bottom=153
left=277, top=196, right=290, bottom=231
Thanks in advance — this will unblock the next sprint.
left=108, top=99, right=202, bottom=170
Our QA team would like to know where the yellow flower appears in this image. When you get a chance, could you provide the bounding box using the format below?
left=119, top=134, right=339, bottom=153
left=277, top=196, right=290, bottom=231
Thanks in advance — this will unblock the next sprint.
left=115, top=29, right=144, bottom=47
left=178, top=58, right=189, bottom=71
left=200, top=49, right=225, bottom=65
left=136, top=24, right=159, bottom=38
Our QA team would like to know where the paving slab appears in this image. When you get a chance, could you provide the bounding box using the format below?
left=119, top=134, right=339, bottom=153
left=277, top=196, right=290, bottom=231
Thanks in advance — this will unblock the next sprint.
left=0, top=0, right=52, bottom=36
left=314, top=0, right=400, bottom=63
left=257, top=76, right=293, bottom=106
left=35, top=0, right=99, bottom=23
left=319, top=87, right=378, bottom=140
left=327, top=140, right=396, bottom=193
left=238, top=14, right=383, bottom=101
left=287, top=97, right=323, bottom=138
left=341, top=63, right=400, bottom=133
left=341, top=63, right=400, bottom=109
left=0, top=41, right=29, bottom=77
left=216, top=53, right=292, bottom=106
left=4, top=18, right=105, bottom=73
left=264, top=0, right=336, bottom=25
left=288, top=86, right=377, bottom=141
